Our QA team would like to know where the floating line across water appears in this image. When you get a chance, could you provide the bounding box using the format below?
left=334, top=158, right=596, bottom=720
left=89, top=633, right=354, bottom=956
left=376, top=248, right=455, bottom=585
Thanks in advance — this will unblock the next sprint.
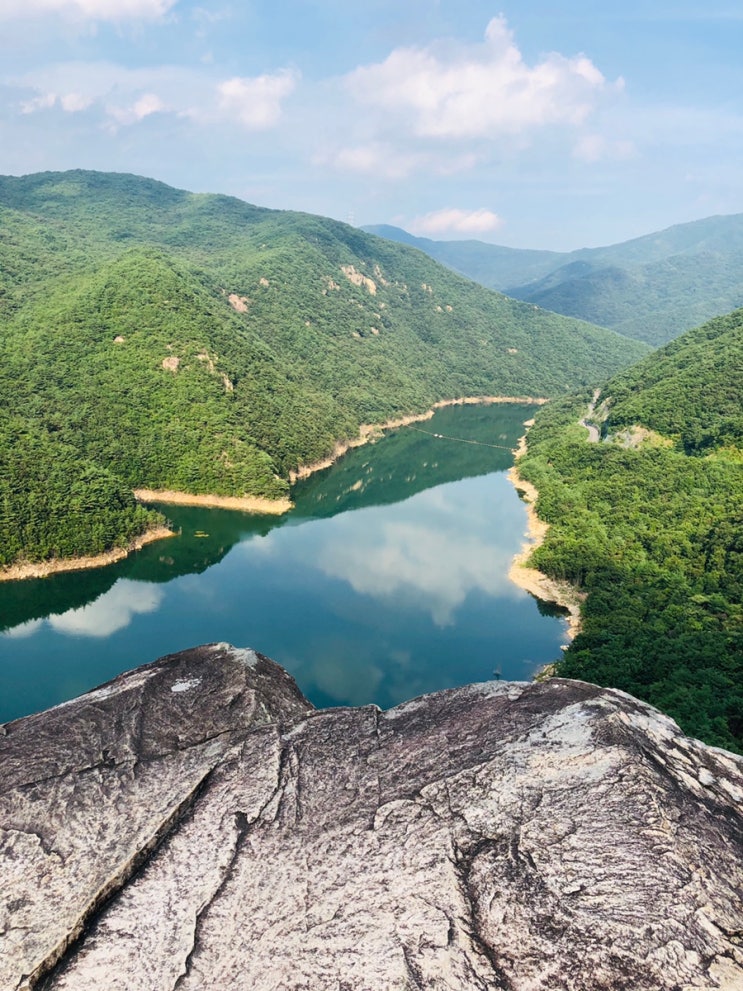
left=406, top=425, right=514, bottom=451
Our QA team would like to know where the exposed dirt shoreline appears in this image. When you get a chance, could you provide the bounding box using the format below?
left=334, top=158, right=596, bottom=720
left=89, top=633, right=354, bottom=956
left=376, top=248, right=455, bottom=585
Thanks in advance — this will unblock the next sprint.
left=0, top=526, right=175, bottom=583
left=1, top=395, right=549, bottom=584
left=133, top=489, right=293, bottom=514
left=289, top=395, right=549, bottom=482
left=507, top=427, right=585, bottom=642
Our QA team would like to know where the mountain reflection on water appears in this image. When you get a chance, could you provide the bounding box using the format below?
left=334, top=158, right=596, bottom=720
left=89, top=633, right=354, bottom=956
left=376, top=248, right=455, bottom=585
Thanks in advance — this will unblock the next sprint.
left=0, top=404, right=569, bottom=722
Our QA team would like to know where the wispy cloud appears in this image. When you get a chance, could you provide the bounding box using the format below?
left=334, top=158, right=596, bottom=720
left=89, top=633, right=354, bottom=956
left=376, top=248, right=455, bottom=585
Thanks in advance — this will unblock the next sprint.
left=314, top=142, right=424, bottom=180
left=410, top=207, right=503, bottom=236
left=13, top=61, right=298, bottom=133
left=573, top=134, right=636, bottom=163
left=108, top=92, right=166, bottom=126
left=216, top=70, right=299, bottom=131
left=0, top=0, right=178, bottom=21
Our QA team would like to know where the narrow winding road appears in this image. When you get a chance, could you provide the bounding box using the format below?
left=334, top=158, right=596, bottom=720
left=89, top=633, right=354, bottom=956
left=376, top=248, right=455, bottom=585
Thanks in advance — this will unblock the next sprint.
left=579, top=388, right=601, bottom=442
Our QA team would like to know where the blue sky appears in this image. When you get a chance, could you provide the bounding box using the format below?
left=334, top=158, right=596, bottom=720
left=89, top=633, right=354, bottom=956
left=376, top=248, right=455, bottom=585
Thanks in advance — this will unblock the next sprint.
left=1, top=1, right=742, bottom=249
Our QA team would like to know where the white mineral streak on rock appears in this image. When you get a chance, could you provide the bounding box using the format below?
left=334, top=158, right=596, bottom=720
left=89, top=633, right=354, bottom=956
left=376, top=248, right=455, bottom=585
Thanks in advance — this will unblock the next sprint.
left=212, top=643, right=258, bottom=667
left=1, top=647, right=742, bottom=991
left=170, top=679, right=202, bottom=693
left=461, top=679, right=528, bottom=701
left=48, top=667, right=160, bottom=710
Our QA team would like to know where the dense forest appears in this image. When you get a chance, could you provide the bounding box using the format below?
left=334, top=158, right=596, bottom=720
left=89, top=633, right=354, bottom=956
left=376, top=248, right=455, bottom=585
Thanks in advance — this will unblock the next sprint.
left=517, top=309, right=743, bottom=751
left=365, top=214, right=743, bottom=346
left=0, top=170, right=645, bottom=569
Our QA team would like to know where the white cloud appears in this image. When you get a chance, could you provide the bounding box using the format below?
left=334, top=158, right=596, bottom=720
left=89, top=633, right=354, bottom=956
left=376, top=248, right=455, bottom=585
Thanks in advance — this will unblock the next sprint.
left=2, top=580, right=163, bottom=639
left=0, top=0, right=177, bottom=20
left=21, top=92, right=58, bottom=114
left=256, top=483, right=522, bottom=629
left=345, top=15, right=614, bottom=141
left=217, top=70, right=298, bottom=130
left=15, top=62, right=184, bottom=122
left=315, top=142, right=422, bottom=180
left=410, top=207, right=503, bottom=236
left=22, top=89, right=97, bottom=114
left=108, top=92, right=166, bottom=126
left=13, top=61, right=297, bottom=134
left=60, top=91, right=94, bottom=112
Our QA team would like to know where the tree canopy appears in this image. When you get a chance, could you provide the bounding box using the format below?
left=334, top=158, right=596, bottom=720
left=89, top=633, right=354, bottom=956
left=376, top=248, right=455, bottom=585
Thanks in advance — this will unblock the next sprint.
left=0, top=170, right=645, bottom=568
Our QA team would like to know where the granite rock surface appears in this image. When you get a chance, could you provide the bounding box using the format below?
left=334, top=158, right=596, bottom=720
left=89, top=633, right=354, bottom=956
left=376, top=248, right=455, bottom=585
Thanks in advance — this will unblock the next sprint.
left=1, top=642, right=742, bottom=991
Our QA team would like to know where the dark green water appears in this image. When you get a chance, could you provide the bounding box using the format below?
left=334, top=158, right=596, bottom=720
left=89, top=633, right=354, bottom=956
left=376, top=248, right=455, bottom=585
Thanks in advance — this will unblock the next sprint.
left=0, top=404, right=568, bottom=722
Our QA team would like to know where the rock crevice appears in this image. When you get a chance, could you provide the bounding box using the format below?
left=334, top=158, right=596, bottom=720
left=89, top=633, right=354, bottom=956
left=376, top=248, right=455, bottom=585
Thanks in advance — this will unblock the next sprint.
left=1, top=643, right=742, bottom=990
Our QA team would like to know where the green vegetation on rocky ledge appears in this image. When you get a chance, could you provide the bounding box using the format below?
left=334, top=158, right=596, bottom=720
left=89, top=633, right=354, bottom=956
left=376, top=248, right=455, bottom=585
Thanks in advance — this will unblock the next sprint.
left=517, top=309, right=743, bottom=751
left=0, top=170, right=645, bottom=570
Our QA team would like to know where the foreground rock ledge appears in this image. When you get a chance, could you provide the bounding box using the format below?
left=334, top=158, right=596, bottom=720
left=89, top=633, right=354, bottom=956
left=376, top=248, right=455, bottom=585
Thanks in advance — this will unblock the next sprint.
left=1, top=645, right=742, bottom=991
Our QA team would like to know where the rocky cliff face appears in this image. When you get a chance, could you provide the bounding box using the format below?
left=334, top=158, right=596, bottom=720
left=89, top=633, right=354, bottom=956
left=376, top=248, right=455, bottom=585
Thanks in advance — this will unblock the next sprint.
left=1, top=643, right=742, bottom=991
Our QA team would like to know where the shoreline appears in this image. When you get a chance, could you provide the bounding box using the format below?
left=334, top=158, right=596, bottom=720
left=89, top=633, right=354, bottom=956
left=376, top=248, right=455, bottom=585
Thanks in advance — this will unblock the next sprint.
left=289, top=395, right=549, bottom=482
left=507, top=425, right=585, bottom=642
left=0, top=526, right=175, bottom=584
left=133, top=489, right=293, bottom=514
left=1, top=397, right=547, bottom=583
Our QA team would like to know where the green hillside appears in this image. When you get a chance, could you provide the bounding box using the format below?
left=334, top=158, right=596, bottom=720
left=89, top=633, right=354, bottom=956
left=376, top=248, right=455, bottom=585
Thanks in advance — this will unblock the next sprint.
left=365, top=215, right=743, bottom=346
left=594, top=308, right=743, bottom=450
left=517, top=310, right=743, bottom=751
left=0, top=170, right=645, bottom=570
left=362, top=224, right=563, bottom=289
left=511, top=251, right=743, bottom=346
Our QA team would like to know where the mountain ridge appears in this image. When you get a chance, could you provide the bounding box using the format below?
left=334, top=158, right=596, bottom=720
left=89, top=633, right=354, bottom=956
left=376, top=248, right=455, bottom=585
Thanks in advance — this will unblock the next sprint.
left=363, top=213, right=743, bottom=345
left=0, top=170, right=646, bottom=571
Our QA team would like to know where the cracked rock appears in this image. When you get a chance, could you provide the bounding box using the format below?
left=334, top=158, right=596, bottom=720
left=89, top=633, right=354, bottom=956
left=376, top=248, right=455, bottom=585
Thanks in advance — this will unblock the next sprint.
left=1, top=644, right=742, bottom=991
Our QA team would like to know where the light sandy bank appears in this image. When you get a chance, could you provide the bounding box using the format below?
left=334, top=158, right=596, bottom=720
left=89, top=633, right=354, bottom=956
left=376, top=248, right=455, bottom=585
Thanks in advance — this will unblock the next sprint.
left=1, top=397, right=545, bottom=583
left=289, top=395, right=549, bottom=482
left=508, top=427, right=585, bottom=641
left=0, top=526, right=175, bottom=583
left=133, top=489, right=292, bottom=514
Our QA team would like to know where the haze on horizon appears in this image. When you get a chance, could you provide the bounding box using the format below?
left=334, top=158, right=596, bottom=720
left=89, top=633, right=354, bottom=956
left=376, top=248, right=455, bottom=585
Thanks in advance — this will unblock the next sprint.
left=0, top=0, right=741, bottom=252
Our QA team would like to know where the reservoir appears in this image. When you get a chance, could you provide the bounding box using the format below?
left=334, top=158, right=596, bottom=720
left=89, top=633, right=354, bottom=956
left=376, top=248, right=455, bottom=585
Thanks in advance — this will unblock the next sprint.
left=0, top=403, right=568, bottom=722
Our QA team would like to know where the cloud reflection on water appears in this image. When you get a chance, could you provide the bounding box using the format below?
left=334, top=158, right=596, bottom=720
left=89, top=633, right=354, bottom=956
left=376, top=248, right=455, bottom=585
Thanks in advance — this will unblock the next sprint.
left=2, top=579, right=163, bottom=639
left=244, top=476, right=523, bottom=627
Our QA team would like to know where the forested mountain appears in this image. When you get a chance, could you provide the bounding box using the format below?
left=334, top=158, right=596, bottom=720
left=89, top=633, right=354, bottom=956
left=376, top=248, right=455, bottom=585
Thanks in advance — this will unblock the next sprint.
left=364, top=214, right=743, bottom=346
left=0, top=170, right=645, bottom=570
left=362, top=225, right=563, bottom=290
left=517, top=309, right=743, bottom=751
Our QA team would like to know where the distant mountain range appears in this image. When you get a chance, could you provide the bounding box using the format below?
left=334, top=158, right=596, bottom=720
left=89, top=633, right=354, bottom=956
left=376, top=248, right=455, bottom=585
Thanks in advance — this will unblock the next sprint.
left=0, top=170, right=645, bottom=569
left=363, top=215, right=743, bottom=346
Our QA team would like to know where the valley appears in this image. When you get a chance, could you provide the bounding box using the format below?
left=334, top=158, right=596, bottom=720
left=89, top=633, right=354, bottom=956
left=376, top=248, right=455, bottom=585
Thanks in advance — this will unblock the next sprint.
left=0, top=171, right=645, bottom=575
left=2, top=7, right=742, bottom=988
left=0, top=403, right=568, bottom=724
left=0, top=170, right=740, bottom=755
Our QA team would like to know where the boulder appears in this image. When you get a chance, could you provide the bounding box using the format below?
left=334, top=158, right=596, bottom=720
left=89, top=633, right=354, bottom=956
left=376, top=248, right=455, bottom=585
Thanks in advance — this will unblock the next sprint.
left=1, top=643, right=742, bottom=990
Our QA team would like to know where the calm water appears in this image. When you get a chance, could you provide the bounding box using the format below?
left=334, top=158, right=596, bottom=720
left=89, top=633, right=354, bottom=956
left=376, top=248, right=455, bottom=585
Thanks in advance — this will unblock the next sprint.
left=0, top=404, right=568, bottom=722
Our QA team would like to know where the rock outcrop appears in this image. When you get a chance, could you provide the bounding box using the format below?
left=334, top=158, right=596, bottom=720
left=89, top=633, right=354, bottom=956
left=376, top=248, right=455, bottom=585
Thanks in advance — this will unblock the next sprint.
left=1, top=643, right=742, bottom=991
